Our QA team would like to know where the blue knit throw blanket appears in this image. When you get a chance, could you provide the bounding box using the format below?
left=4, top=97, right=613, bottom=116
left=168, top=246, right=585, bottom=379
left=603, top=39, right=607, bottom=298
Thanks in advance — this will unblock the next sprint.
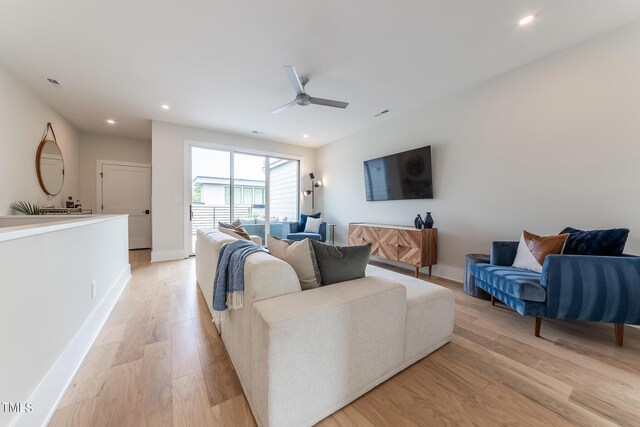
left=213, top=239, right=265, bottom=324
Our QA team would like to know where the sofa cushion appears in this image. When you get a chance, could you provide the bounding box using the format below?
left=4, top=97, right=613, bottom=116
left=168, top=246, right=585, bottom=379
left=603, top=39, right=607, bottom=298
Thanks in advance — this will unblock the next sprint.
left=300, top=212, right=321, bottom=229
left=267, top=235, right=321, bottom=290
left=512, top=230, right=569, bottom=273
left=311, top=241, right=371, bottom=285
left=219, top=225, right=251, bottom=240
left=560, top=227, right=629, bottom=256
left=304, top=217, right=323, bottom=233
left=472, top=264, right=546, bottom=302
left=287, top=232, right=323, bottom=241
left=218, top=219, right=242, bottom=229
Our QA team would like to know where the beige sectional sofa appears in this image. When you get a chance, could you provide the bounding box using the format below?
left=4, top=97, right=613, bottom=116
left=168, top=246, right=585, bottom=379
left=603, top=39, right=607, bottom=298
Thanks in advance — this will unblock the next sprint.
left=195, top=228, right=455, bottom=427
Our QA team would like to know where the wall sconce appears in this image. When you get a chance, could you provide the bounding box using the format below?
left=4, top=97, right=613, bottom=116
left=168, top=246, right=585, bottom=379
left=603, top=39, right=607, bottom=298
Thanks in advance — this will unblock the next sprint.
left=304, top=172, right=322, bottom=211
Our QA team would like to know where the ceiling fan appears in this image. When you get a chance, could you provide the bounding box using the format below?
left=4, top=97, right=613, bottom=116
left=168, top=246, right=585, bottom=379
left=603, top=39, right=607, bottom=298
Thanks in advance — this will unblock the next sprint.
left=271, top=65, right=349, bottom=114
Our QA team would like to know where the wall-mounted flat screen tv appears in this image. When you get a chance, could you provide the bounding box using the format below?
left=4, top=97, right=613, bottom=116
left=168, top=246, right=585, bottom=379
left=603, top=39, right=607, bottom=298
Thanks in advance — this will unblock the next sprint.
left=363, top=145, right=433, bottom=201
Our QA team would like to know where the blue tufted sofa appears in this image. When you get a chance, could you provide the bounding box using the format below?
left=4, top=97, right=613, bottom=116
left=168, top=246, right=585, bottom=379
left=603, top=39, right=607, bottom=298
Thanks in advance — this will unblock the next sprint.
left=472, top=241, right=640, bottom=346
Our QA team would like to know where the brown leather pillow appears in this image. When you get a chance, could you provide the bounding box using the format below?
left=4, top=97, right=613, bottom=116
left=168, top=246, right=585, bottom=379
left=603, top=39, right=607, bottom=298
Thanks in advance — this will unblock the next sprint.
left=512, top=230, right=569, bottom=273
left=232, top=225, right=251, bottom=240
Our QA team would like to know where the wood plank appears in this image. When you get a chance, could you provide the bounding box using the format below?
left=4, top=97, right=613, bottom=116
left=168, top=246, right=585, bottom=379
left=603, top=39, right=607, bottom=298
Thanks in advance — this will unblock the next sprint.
left=90, top=359, right=144, bottom=427
left=145, top=310, right=171, bottom=344
left=171, top=319, right=201, bottom=379
left=141, top=340, right=173, bottom=427
left=48, top=396, right=97, bottom=427
left=210, top=394, right=256, bottom=426
left=172, top=371, right=215, bottom=427
left=58, top=342, right=119, bottom=407
left=112, top=299, right=151, bottom=366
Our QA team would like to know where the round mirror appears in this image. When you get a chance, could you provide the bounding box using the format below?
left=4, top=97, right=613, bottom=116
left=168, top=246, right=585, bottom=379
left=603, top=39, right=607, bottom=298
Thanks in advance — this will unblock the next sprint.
left=36, top=139, right=64, bottom=196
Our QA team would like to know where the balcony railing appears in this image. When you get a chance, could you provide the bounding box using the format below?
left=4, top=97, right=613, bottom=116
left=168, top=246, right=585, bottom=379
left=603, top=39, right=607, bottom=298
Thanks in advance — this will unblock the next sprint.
left=191, top=205, right=252, bottom=233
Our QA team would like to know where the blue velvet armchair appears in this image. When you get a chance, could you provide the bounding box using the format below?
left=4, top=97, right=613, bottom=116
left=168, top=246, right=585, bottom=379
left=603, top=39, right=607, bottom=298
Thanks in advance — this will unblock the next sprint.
left=472, top=241, right=640, bottom=346
left=287, top=221, right=327, bottom=242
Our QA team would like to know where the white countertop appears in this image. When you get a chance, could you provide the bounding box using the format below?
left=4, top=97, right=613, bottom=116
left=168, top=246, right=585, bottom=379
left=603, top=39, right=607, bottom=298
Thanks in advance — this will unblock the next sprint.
left=0, top=215, right=128, bottom=243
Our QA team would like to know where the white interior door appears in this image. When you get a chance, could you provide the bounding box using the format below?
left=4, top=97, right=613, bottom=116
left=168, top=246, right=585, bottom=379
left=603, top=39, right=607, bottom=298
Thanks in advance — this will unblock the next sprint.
left=101, top=163, right=151, bottom=249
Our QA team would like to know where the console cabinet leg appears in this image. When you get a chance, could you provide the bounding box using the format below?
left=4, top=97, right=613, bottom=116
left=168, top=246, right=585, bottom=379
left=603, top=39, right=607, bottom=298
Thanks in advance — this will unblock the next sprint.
left=615, top=323, right=624, bottom=347
left=428, top=265, right=432, bottom=277
left=535, top=317, right=542, bottom=337
left=414, top=267, right=419, bottom=278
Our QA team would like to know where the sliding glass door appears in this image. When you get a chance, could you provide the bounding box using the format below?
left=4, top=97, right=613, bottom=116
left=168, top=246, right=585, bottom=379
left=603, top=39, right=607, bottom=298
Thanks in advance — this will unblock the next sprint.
left=189, top=145, right=299, bottom=253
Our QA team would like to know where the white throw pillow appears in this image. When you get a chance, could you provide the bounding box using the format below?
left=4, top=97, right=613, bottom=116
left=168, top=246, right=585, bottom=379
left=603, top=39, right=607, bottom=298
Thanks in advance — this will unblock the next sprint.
left=304, top=217, right=323, bottom=233
left=267, top=235, right=321, bottom=290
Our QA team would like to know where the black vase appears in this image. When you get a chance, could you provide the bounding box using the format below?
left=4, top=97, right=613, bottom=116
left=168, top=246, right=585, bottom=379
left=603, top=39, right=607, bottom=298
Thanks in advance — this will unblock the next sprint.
left=424, top=212, right=434, bottom=229
left=414, top=214, right=423, bottom=229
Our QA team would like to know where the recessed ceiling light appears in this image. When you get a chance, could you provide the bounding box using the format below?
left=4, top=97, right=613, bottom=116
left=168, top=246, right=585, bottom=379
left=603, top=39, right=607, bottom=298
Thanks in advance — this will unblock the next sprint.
left=161, top=104, right=170, bottom=110
left=519, top=15, right=536, bottom=26
left=303, top=134, right=309, bottom=138
left=106, top=119, right=116, bottom=125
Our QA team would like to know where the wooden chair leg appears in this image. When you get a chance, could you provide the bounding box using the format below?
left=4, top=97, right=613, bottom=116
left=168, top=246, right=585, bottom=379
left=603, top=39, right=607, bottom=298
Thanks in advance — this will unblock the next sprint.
left=614, top=323, right=624, bottom=347
left=490, top=295, right=496, bottom=306
left=534, top=317, right=542, bottom=337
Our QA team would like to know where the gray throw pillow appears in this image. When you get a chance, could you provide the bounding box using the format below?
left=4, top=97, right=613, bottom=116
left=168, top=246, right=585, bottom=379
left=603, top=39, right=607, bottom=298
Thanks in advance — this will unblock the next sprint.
left=310, top=241, right=371, bottom=285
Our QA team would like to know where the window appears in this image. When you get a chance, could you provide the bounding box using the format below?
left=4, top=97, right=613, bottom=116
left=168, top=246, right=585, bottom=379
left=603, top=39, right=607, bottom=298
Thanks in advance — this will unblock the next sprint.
left=255, top=188, right=264, bottom=204
left=224, top=186, right=230, bottom=205
left=243, top=188, right=253, bottom=205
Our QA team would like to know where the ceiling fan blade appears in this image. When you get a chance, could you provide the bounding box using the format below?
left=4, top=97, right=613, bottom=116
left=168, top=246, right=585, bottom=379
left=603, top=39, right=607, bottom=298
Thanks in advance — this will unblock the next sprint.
left=309, top=97, right=349, bottom=109
left=283, top=65, right=305, bottom=95
left=271, top=100, right=297, bottom=114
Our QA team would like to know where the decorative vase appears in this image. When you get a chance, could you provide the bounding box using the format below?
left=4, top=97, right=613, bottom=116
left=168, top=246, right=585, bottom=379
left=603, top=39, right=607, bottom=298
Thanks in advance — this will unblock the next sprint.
left=414, top=214, right=424, bottom=229
left=424, top=212, right=434, bottom=229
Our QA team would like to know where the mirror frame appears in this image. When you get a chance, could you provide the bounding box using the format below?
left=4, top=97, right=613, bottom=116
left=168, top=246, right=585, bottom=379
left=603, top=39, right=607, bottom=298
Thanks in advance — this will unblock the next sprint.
left=36, top=123, right=65, bottom=196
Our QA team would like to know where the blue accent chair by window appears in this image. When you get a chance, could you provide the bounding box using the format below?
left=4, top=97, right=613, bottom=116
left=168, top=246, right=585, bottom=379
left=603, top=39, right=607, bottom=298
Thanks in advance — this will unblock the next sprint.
left=287, top=221, right=327, bottom=242
left=471, top=241, right=640, bottom=346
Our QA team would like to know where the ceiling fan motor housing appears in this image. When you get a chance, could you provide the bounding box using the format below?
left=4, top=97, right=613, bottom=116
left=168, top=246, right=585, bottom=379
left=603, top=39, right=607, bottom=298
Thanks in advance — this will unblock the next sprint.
left=296, top=93, right=311, bottom=106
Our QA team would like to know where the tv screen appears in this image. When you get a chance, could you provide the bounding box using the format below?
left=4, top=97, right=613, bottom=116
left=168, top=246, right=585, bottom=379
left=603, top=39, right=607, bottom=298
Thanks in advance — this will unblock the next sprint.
left=364, top=146, right=433, bottom=201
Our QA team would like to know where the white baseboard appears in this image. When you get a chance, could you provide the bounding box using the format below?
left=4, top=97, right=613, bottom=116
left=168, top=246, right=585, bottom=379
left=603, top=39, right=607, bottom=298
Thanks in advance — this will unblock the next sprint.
left=11, top=264, right=131, bottom=427
left=151, top=249, right=188, bottom=262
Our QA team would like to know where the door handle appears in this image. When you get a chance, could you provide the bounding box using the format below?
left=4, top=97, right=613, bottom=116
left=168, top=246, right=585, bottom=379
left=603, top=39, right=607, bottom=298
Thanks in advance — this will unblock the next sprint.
left=190, top=205, right=193, bottom=221
left=144, top=210, right=150, bottom=214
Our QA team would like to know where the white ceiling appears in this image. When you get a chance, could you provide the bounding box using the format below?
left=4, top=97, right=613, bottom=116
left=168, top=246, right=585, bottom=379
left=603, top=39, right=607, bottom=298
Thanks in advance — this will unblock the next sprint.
left=2, top=1, right=640, bottom=147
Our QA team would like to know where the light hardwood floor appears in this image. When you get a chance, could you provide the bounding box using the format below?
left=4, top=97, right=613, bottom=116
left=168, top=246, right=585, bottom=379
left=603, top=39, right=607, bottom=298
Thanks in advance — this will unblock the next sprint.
left=49, top=252, right=640, bottom=426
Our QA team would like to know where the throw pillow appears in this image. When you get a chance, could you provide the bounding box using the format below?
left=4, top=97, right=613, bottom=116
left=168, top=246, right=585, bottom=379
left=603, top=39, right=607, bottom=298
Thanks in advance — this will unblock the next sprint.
left=304, top=217, right=323, bottom=233
left=310, top=240, right=371, bottom=285
left=219, top=225, right=251, bottom=240
left=560, top=227, right=629, bottom=256
left=300, top=212, right=321, bottom=230
left=267, top=235, right=321, bottom=290
left=512, top=230, right=569, bottom=273
left=218, top=219, right=242, bottom=229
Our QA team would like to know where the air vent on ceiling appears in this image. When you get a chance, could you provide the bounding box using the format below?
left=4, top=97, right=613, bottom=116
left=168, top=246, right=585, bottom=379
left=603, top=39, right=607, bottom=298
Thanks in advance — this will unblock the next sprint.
left=251, top=130, right=263, bottom=135
left=43, top=76, right=64, bottom=88
left=373, top=108, right=391, bottom=117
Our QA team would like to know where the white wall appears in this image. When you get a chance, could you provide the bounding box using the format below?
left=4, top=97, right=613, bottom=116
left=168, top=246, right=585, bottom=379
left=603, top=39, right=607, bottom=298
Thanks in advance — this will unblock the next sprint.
left=0, top=63, right=80, bottom=214
left=151, top=121, right=316, bottom=261
left=0, top=216, right=130, bottom=427
left=79, top=132, right=151, bottom=212
left=318, top=20, right=640, bottom=281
